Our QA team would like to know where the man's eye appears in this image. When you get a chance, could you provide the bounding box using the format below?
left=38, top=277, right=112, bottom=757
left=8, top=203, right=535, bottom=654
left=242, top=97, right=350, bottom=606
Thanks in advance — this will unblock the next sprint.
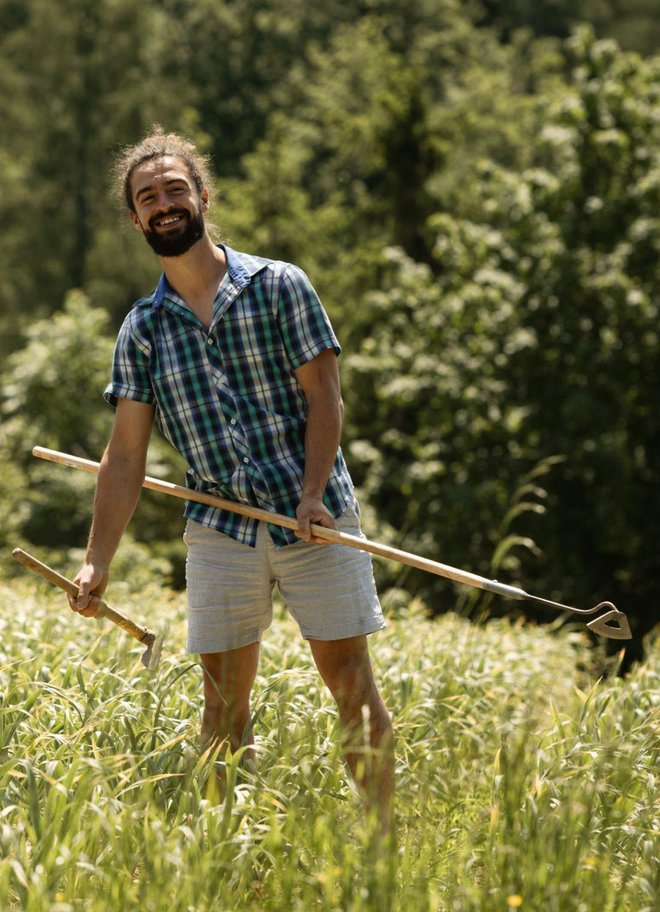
left=141, top=195, right=154, bottom=204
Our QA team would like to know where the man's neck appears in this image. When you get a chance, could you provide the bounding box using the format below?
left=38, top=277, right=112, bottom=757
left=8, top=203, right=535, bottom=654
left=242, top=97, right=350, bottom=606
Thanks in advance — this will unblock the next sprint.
left=160, top=233, right=227, bottom=300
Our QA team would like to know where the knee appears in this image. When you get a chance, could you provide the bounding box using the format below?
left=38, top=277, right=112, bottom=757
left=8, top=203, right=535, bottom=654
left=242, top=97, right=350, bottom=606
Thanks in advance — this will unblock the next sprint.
left=325, top=659, right=389, bottom=729
left=321, top=653, right=370, bottom=704
left=311, top=639, right=390, bottom=731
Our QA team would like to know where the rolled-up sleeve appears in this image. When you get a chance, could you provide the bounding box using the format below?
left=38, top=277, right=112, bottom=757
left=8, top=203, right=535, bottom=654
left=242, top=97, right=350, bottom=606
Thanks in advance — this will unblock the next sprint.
left=277, top=264, right=341, bottom=369
left=103, top=316, right=154, bottom=408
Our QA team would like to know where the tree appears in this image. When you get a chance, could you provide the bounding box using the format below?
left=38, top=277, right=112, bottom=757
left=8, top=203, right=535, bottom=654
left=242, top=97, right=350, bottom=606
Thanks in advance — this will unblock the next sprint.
left=477, top=0, right=660, bottom=55
left=341, top=29, right=659, bottom=653
left=0, top=293, right=188, bottom=583
left=0, top=0, right=199, bottom=351
left=218, top=3, right=553, bottom=319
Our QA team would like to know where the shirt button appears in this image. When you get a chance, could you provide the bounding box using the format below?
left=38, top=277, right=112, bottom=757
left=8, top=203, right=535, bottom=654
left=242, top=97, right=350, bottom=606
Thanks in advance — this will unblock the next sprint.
left=230, top=418, right=237, bottom=426
left=206, top=336, right=214, bottom=346
left=243, top=457, right=249, bottom=464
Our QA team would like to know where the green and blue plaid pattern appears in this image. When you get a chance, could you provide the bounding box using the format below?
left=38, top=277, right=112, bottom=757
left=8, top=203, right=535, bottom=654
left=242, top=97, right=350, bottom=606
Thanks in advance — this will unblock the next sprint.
left=104, top=246, right=354, bottom=546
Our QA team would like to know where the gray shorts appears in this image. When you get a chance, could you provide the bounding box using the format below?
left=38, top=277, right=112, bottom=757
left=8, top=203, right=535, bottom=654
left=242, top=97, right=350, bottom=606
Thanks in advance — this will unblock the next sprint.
left=184, top=500, right=385, bottom=654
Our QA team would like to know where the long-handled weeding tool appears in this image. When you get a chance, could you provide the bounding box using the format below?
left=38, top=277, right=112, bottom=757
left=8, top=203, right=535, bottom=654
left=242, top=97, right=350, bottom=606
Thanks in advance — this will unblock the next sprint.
left=32, top=446, right=632, bottom=641
left=12, top=547, right=163, bottom=670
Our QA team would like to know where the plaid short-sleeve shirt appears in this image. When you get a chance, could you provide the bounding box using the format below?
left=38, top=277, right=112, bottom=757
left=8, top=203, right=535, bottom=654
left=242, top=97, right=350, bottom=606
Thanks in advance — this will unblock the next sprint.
left=104, top=245, right=354, bottom=546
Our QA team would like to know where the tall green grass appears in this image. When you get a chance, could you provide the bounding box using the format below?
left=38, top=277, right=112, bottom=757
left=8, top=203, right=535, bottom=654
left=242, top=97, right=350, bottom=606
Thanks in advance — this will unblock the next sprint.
left=0, top=578, right=657, bottom=911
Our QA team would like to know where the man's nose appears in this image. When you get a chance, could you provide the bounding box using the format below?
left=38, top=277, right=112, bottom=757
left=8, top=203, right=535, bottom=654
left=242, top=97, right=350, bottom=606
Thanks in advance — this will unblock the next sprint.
left=153, top=190, right=176, bottom=211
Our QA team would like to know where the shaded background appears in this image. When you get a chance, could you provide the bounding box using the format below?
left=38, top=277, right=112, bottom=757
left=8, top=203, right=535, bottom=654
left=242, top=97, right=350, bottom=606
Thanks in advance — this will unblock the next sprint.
left=1, top=0, right=658, bottom=666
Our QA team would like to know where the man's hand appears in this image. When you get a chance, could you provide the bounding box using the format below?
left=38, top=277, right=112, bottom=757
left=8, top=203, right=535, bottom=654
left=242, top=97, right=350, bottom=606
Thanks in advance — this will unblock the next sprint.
left=68, top=563, right=110, bottom=618
left=295, top=495, right=337, bottom=544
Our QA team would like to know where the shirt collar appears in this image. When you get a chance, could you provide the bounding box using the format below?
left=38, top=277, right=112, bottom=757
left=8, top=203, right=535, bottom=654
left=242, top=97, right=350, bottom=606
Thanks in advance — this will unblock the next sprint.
left=151, top=245, right=266, bottom=308
left=222, top=244, right=253, bottom=287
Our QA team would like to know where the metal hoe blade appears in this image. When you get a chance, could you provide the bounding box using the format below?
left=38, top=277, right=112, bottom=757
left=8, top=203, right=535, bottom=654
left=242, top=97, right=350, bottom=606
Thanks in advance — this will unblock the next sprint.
left=524, top=595, right=632, bottom=640
left=585, top=605, right=632, bottom=641
left=139, top=632, right=164, bottom=671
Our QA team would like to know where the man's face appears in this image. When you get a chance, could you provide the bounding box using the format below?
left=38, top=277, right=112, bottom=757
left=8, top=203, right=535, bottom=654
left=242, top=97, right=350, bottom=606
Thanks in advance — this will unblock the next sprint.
left=129, top=156, right=208, bottom=257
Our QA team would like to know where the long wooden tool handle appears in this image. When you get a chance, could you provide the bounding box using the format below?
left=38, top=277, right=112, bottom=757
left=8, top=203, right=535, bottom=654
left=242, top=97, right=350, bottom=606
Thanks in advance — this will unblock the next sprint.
left=12, top=547, right=152, bottom=643
left=32, top=446, right=528, bottom=601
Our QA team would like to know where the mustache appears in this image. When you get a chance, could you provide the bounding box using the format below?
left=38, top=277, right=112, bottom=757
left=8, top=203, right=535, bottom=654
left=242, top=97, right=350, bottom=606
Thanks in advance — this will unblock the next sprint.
left=147, top=208, right=190, bottom=230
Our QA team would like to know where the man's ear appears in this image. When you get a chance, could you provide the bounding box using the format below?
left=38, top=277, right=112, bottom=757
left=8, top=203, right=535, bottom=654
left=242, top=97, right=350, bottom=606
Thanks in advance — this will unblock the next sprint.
left=201, top=188, right=210, bottom=211
left=129, top=209, right=142, bottom=232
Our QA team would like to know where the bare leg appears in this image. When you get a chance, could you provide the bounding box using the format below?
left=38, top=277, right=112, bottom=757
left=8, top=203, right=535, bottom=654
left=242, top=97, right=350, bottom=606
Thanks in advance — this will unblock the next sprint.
left=309, top=635, right=394, bottom=832
left=199, top=642, right=260, bottom=796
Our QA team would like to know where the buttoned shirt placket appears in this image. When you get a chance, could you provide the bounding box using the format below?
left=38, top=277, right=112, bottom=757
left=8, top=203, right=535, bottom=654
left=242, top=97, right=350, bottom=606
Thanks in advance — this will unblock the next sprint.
left=162, top=270, right=260, bottom=515
left=207, top=269, right=260, bottom=510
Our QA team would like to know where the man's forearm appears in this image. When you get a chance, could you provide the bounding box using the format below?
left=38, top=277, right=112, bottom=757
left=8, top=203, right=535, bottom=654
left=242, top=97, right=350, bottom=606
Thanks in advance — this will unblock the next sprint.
left=71, top=398, right=154, bottom=615
left=85, top=447, right=146, bottom=569
left=293, top=349, right=344, bottom=539
left=302, top=392, right=344, bottom=499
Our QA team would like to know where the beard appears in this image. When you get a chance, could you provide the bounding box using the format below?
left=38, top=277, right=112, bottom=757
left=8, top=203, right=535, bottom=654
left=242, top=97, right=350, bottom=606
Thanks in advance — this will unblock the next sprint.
left=141, top=208, right=205, bottom=257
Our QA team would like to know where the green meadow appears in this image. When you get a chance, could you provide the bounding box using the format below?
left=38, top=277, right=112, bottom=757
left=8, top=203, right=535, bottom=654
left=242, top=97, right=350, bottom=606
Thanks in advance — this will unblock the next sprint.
left=0, top=576, right=657, bottom=911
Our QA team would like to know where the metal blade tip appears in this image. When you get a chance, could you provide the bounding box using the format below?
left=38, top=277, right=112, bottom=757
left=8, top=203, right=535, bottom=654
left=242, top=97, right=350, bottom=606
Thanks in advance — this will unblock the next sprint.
left=141, top=634, right=164, bottom=671
left=587, top=609, right=632, bottom=640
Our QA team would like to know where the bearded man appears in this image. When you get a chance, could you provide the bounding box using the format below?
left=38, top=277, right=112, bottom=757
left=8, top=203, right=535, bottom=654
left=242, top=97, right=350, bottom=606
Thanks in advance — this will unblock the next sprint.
left=71, top=127, right=393, bottom=828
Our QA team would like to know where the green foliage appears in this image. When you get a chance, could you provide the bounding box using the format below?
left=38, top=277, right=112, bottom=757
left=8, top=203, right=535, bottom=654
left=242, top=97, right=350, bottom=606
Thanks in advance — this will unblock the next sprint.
left=0, top=579, right=657, bottom=910
left=0, top=291, right=114, bottom=549
left=0, top=0, right=200, bottom=340
left=341, top=30, right=660, bottom=641
left=1, top=291, right=115, bottom=456
left=220, top=4, right=552, bottom=288
left=0, top=293, right=187, bottom=583
left=342, top=239, right=546, bottom=602
left=478, top=0, right=660, bottom=56
left=578, top=0, right=660, bottom=56
left=477, top=29, right=660, bottom=618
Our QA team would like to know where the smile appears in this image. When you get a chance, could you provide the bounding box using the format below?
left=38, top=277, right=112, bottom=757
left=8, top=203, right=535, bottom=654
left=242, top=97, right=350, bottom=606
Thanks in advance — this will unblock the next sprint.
left=153, top=213, right=186, bottom=228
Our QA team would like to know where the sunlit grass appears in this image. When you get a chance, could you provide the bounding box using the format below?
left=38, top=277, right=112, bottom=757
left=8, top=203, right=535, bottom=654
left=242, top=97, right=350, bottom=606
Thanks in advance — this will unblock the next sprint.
left=0, top=578, right=657, bottom=911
